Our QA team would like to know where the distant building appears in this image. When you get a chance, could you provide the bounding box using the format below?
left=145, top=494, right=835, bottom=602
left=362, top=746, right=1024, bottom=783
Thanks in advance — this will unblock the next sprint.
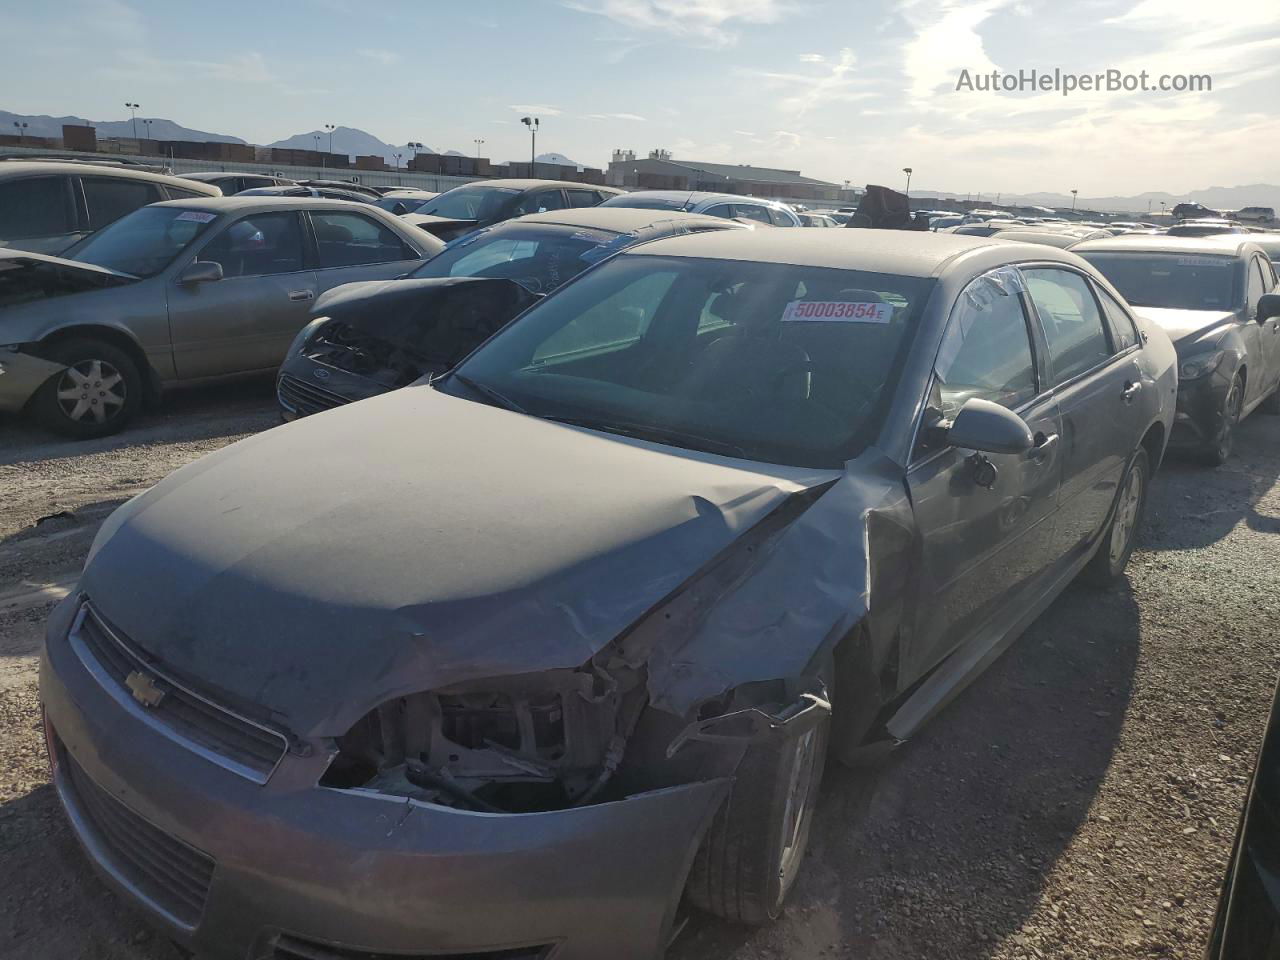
left=606, top=148, right=852, bottom=203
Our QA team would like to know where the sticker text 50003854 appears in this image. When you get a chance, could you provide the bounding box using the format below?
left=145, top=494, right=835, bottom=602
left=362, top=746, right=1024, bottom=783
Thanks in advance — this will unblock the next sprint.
left=782, top=300, right=893, bottom=323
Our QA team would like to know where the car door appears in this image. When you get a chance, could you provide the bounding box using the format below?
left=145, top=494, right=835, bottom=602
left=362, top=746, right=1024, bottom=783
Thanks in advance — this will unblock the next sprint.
left=905, top=267, right=1063, bottom=679
left=0, top=175, right=81, bottom=253
left=166, top=211, right=318, bottom=378
left=1021, top=265, right=1144, bottom=559
left=1249, top=255, right=1280, bottom=402
left=307, top=209, right=427, bottom=298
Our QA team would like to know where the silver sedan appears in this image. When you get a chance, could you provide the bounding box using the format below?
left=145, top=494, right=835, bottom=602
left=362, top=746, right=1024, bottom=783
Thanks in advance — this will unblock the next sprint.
left=0, top=197, right=443, bottom=438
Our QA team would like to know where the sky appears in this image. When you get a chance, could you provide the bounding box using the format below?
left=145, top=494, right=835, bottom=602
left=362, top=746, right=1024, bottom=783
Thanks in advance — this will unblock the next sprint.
left=3, top=0, right=1279, bottom=197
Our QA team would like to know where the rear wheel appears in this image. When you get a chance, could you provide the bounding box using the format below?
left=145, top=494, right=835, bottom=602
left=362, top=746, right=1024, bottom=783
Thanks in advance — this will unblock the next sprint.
left=1082, top=447, right=1149, bottom=586
left=1198, top=373, right=1243, bottom=466
left=29, top=338, right=142, bottom=439
left=686, top=708, right=829, bottom=924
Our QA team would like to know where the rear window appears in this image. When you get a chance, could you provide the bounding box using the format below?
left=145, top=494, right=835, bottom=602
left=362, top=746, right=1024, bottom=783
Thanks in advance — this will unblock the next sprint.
left=82, top=177, right=163, bottom=230
left=1079, top=252, right=1240, bottom=311
left=412, top=223, right=619, bottom=294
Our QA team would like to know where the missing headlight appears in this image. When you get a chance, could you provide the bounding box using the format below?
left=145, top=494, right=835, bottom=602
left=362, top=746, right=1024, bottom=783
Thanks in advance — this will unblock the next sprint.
left=321, top=665, right=645, bottom=813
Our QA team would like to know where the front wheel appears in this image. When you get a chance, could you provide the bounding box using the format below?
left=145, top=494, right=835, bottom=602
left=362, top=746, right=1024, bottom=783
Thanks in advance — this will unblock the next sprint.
left=1082, top=447, right=1149, bottom=586
left=686, top=712, right=829, bottom=924
left=1197, top=373, right=1243, bottom=466
left=29, top=338, right=142, bottom=439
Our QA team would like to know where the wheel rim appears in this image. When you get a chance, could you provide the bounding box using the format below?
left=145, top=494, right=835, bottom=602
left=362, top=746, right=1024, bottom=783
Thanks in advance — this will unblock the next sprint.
left=777, top=727, right=820, bottom=897
left=1217, top=379, right=1242, bottom=460
left=1109, top=460, right=1144, bottom=565
left=55, top=359, right=126, bottom=425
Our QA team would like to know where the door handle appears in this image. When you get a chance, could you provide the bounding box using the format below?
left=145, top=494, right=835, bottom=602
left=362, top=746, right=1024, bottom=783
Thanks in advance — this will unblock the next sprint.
left=1027, top=433, right=1059, bottom=461
left=1121, top=380, right=1142, bottom=403
left=288, top=290, right=315, bottom=302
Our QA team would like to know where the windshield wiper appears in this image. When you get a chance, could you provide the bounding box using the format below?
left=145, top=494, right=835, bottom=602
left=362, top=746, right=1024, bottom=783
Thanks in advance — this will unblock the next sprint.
left=547, top=415, right=749, bottom=459
left=450, top=373, right=526, bottom=414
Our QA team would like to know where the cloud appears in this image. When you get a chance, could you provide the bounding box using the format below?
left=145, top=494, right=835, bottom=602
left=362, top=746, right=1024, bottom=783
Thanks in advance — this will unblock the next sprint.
left=748, top=46, right=875, bottom=118
left=798, top=53, right=825, bottom=62
left=509, top=103, right=563, bottom=116
left=357, top=48, right=400, bottom=65
left=582, top=112, right=647, bottom=121
left=564, top=0, right=790, bottom=47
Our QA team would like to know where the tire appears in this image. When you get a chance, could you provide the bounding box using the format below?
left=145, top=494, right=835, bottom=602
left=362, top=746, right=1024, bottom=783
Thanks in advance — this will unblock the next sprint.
left=1081, top=447, right=1149, bottom=587
left=1197, top=373, right=1243, bottom=466
left=29, top=338, right=142, bottom=439
left=686, top=706, right=830, bottom=924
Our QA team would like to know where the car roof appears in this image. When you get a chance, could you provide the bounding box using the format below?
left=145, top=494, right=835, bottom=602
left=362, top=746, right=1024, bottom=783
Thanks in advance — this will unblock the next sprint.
left=148, top=196, right=396, bottom=214
left=606, top=190, right=786, bottom=207
left=514, top=207, right=745, bottom=234
left=619, top=227, right=1076, bottom=277
left=0, top=160, right=221, bottom=194
left=442, top=179, right=622, bottom=193
left=1071, top=234, right=1261, bottom=257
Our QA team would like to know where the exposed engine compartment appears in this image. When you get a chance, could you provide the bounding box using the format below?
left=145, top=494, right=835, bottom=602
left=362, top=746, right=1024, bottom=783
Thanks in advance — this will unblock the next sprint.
left=304, top=321, right=434, bottom=388
left=322, top=661, right=647, bottom=812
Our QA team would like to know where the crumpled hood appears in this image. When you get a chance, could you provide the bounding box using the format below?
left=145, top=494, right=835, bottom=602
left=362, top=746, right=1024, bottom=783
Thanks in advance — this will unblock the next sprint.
left=401, top=213, right=478, bottom=238
left=1132, top=306, right=1236, bottom=346
left=82, top=387, right=827, bottom=735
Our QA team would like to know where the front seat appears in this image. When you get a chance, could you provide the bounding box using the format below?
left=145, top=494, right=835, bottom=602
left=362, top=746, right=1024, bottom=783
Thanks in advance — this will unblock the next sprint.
left=683, top=289, right=811, bottom=403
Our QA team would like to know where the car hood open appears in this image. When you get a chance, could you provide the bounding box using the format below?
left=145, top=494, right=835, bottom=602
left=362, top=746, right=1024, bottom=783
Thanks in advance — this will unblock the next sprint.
left=81, top=387, right=833, bottom=735
left=1131, top=306, right=1237, bottom=345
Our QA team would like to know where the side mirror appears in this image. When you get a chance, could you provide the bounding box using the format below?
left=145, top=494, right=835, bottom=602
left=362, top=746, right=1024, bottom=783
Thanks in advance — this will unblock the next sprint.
left=179, top=261, right=223, bottom=284
left=946, top=397, right=1035, bottom=455
left=1257, top=292, right=1280, bottom=323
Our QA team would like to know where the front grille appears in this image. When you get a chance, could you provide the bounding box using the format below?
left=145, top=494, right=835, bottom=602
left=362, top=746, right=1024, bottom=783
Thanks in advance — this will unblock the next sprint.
left=63, top=748, right=214, bottom=928
left=72, top=602, right=289, bottom=781
left=267, top=934, right=551, bottom=960
left=278, top=373, right=350, bottom=417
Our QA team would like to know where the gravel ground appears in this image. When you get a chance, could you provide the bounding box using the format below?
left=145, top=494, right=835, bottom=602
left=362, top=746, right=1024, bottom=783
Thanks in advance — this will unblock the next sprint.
left=1, top=383, right=1277, bottom=960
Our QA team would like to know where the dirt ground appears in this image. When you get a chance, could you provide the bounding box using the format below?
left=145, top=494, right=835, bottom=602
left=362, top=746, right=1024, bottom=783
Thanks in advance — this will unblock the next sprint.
left=2, top=380, right=1278, bottom=960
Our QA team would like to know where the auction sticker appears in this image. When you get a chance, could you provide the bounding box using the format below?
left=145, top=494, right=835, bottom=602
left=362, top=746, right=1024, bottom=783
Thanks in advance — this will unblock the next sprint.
left=175, top=211, right=217, bottom=223
left=1176, top=256, right=1229, bottom=266
left=782, top=300, right=892, bottom=323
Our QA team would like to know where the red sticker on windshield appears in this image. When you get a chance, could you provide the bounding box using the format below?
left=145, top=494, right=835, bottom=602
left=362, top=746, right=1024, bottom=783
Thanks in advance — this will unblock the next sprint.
left=782, top=300, right=892, bottom=323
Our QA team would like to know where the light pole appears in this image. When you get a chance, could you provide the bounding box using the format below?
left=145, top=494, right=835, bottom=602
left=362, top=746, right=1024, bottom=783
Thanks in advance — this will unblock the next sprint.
left=521, top=116, right=539, bottom=170
left=902, top=166, right=913, bottom=198
left=474, top=138, right=485, bottom=159
left=141, top=118, right=153, bottom=141
left=1160, top=200, right=1166, bottom=216
left=125, top=102, right=139, bottom=139
left=312, top=134, right=321, bottom=155
left=1070, top=188, right=1078, bottom=212
left=324, top=123, right=336, bottom=168
left=12, top=121, right=27, bottom=141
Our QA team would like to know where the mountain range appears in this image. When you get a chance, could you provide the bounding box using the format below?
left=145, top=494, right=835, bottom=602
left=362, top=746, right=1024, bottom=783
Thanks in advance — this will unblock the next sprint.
left=912, top=184, right=1280, bottom=214
left=1, top=110, right=244, bottom=144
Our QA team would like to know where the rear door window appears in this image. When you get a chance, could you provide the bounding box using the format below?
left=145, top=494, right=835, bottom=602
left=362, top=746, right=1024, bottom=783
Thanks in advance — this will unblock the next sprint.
left=767, top=206, right=796, bottom=227
left=567, top=189, right=601, bottom=208
left=0, top=176, right=75, bottom=241
left=1094, top=285, right=1141, bottom=351
left=735, top=204, right=774, bottom=226
left=82, top=177, right=164, bottom=230
left=310, top=211, right=414, bottom=267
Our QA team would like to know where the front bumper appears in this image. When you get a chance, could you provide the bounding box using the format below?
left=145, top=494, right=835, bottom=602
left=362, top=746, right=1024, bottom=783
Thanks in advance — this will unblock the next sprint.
left=0, top=348, right=64, bottom=413
left=1168, top=367, right=1231, bottom=450
left=40, top=595, right=728, bottom=960
left=276, top=356, right=389, bottom=422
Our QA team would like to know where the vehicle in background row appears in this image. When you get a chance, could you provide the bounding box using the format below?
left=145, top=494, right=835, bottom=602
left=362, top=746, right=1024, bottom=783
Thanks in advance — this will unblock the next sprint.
left=991, top=227, right=1112, bottom=249
left=1167, top=219, right=1250, bottom=238
left=277, top=208, right=747, bottom=418
left=41, top=229, right=1175, bottom=960
left=403, top=179, right=624, bottom=243
left=1172, top=202, right=1220, bottom=220
left=372, top=190, right=439, bottom=215
left=600, top=189, right=804, bottom=227
left=797, top=212, right=838, bottom=227
left=238, top=184, right=377, bottom=204
left=298, top=179, right=384, bottom=199
left=0, top=161, right=220, bottom=255
left=1232, top=206, right=1276, bottom=224
left=1075, top=235, right=1280, bottom=464
left=0, top=197, right=443, bottom=438
left=180, top=172, right=297, bottom=195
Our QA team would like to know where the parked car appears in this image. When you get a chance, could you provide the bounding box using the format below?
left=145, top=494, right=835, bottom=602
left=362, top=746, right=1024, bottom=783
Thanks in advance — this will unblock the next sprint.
left=827, top=211, right=852, bottom=225
left=1172, top=202, right=1219, bottom=220
left=949, top=219, right=1026, bottom=237
left=1074, top=234, right=1280, bottom=463
left=277, top=207, right=746, bottom=418
left=238, top=184, right=376, bottom=204
left=403, top=180, right=624, bottom=243
left=600, top=189, right=804, bottom=227
left=929, top=215, right=965, bottom=230
left=372, top=190, right=439, bottom=215
left=41, top=229, right=1174, bottom=960
left=797, top=212, right=838, bottom=227
left=0, top=197, right=443, bottom=437
left=180, top=172, right=296, bottom=195
left=1234, top=205, right=1276, bottom=223
left=0, top=160, right=220, bottom=255
left=298, top=179, right=384, bottom=199
left=1205, top=673, right=1280, bottom=959
left=992, top=228, right=1111, bottom=248
left=1167, top=219, right=1249, bottom=238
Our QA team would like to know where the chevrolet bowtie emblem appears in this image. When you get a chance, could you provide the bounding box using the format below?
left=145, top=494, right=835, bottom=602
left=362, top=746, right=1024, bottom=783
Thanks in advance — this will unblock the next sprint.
left=125, top=670, right=166, bottom=708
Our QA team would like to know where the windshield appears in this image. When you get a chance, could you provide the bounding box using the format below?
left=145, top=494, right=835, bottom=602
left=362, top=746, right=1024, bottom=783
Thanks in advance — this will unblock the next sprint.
left=416, top=186, right=519, bottom=221
left=1080, top=252, right=1240, bottom=311
left=442, top=254, right=933, bottom=468
left=411, top=223, right=621, bottom=294
left=68, top=206, right=217, bottom=277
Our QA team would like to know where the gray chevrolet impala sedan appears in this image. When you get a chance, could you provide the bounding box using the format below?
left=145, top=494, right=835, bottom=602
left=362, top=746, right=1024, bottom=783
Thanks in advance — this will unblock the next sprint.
left=41, top=229, right=1175, bottom=959
left=0, top=196, right=443, bottom=438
